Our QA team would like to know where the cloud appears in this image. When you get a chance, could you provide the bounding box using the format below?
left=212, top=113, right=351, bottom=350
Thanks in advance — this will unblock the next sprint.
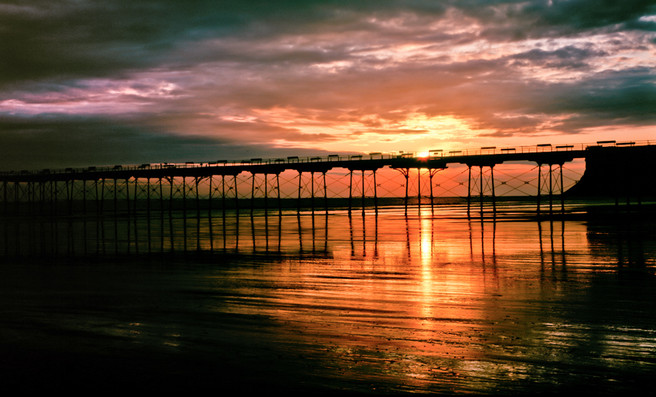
left=543, top=68, right=656, bottom=130
left=508, top=45, right=608, bottom=70
left=0, top=114, right=335, bottom=170
left=522, top=0, right=656, bottom=32
left=0, top=1, right=655, bottom=168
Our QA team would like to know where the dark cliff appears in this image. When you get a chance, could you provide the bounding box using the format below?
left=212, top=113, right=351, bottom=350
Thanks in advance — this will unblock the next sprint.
left=566, top=145, right=656, bottom=199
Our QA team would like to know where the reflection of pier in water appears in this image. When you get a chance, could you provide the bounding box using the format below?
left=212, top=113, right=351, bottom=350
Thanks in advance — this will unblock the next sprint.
left=0, top=209, right=334, bottom=259
left=3, top=207, right=650, bottom=280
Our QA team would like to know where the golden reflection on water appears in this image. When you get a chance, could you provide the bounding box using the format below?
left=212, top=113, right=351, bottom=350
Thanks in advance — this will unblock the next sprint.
left=1, top=203, right=655, bottom=393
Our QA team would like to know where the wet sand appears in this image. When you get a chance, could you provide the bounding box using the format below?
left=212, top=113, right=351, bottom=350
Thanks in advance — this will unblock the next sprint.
left=1, top=204, right=655, bottom=394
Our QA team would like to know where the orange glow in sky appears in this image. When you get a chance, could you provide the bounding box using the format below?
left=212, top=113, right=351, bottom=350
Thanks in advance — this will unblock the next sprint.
left=0, top=2, right=654, bottom=170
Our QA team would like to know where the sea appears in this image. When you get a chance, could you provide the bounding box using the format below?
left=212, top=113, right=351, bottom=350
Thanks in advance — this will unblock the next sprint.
left=1, top=199, right=655, bottom=395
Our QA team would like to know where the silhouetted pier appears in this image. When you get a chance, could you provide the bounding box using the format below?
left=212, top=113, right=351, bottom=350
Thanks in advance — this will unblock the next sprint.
left=1, top=140, right=653, bottom=217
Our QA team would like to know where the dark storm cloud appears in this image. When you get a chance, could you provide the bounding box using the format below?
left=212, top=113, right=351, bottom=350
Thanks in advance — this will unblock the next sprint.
left=545, top=68, right=656, bottom=130
left=508, top=45, right=608, bottom=70
left=0, top=114, right=333, bottom=170
left=9, top=1, right=651, bottom=87
left=0, top=2, right=648, bottom=83
left=0, top=0, right=446, bottom=87
left=521, top=0, right=656, bottom=32
left=0, top=0, right=246, bottom=86
left=450, top=0, right=656, bottom=39
left=0, top=114, right=225, bottom=169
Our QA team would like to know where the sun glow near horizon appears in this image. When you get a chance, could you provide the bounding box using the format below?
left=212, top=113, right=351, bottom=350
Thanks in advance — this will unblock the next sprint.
left=260, top=110, right=489, bottom=155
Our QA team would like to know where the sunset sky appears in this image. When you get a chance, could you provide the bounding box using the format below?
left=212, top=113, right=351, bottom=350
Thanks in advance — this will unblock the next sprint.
left=1, top=1, right=655, bottom=170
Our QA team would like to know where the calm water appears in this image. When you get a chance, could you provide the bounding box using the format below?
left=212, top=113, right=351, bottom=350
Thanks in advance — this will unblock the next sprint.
left=1, top=201, right=655, bottom=394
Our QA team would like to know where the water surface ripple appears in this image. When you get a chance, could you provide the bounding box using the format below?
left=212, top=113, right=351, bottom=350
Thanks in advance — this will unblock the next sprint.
left=1, top=202, right=655, bottom=394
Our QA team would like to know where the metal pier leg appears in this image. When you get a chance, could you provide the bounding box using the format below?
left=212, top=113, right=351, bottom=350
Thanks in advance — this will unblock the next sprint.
left=82, top=179, right=87, bottom=255
left=159, top=177, right=163, bottom=213
left=159, top=177, right=164, bottom=252
left=311, top=171, right=315, bottom=214
left=264, top=173, right=268, bottom=212
left=66, top=179, right=73, bottom=215
left=195, top=177, right=200, bottom=220
left=133, top=177, right=139, bottom=216
left=559, top=164, right=565, bottom=213
left=125, top=178, right=131, bottom=253
left=479, top=166, right=484, bottom=215
left=298, top=171, right=302, bottom=213
left=361, top=170, right=365, bottom=215
left=404, top=168, right=409, bottom=215
left=467, top=166, right=472, bottom=217
left=348, top=170, right=353, bottom=213
left=134, top=177, right=140, bottom=254
left=208, top=175, right=213, bottom=252
left=323, top=171, right=328, bottom=214
left=277, top=173, right=282, bottom=216
left=417, top=168, right=421, bottom=210
left=221, top=175, right=226, bottom=217
left=134, top=177, right=139, bottom=213
left=181, top=177, right=187, bottom=252
left=491, top=165, right=496, bottom=214
left=195, top=177, right=201, bottom=251
left=208, top=175, right=213, bottom=214
left=94, top=179, right=99, bottom=214
left=51, top=180, right=56, bottom=216
left=548, top=165, right=553, bottom=214
left=82, top=179, right=87, bottom=215
left=251, top=172, right=255, bottom=214
left=429, top=169, right=434, bottom=214
left=125, top=178, right=131, bottom=216
left=168, top=176, right=174, bottom=216
left=537, top=164, right=542, bottom=216
left=147, top=178, right=152, bottom=253
left=94, top=179, right=100, bottom=254
left=373, top=170, right=378, bottom=214
left=233, top=175, right=239, bottom=212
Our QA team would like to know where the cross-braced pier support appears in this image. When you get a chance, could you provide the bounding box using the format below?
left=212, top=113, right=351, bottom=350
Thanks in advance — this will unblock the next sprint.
left=297, top=170, right=329, bottom=213
left=536, top=163, right=565, bottom=215
left=466, top=164, right=497, bottom=217
left=347, top=168, right=380, bottom=214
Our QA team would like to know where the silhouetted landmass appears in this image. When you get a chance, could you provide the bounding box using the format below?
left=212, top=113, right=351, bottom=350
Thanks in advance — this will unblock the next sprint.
left=567, top=145, right=656, bottom=199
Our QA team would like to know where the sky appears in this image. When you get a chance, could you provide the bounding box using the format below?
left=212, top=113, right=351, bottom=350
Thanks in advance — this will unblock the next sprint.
left=1, top=0, right=655, bottom=170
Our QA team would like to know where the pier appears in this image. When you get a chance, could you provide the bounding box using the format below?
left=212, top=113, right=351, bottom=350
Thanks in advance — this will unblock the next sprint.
left=1, top=140, right=653, bottom=217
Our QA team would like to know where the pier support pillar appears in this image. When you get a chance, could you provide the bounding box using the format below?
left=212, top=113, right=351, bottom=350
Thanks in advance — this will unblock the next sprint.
left=233, top=175, right=239, bottom=212
left=479, top=166, right=484, bottom=214
left=467, top=166, right=472, bottom=217
left=264, top=173, right=268, bottom=211
left=373, top=170, right=378, bottom=213
left=323, top=171, right=328, bottom=213
left=251, top=172, right=256, bottom=214
left=537, top=164, right=542, bottom=215
left=276, top=173, right=282, bottom=216
left=560, top=164, right=565, bottom=213
left=404, top=168, right=410, bottom=214
left=417, top=168, right=422, bottom=210
left=311, top=171, right=316, bottom=213
left=490, top=165, right=496, bottom=214
left=298, top=171, right=303, bottom=212
left=361, top=170, right=365, bottom=215
left=348, top=170, right=353, bottom=213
